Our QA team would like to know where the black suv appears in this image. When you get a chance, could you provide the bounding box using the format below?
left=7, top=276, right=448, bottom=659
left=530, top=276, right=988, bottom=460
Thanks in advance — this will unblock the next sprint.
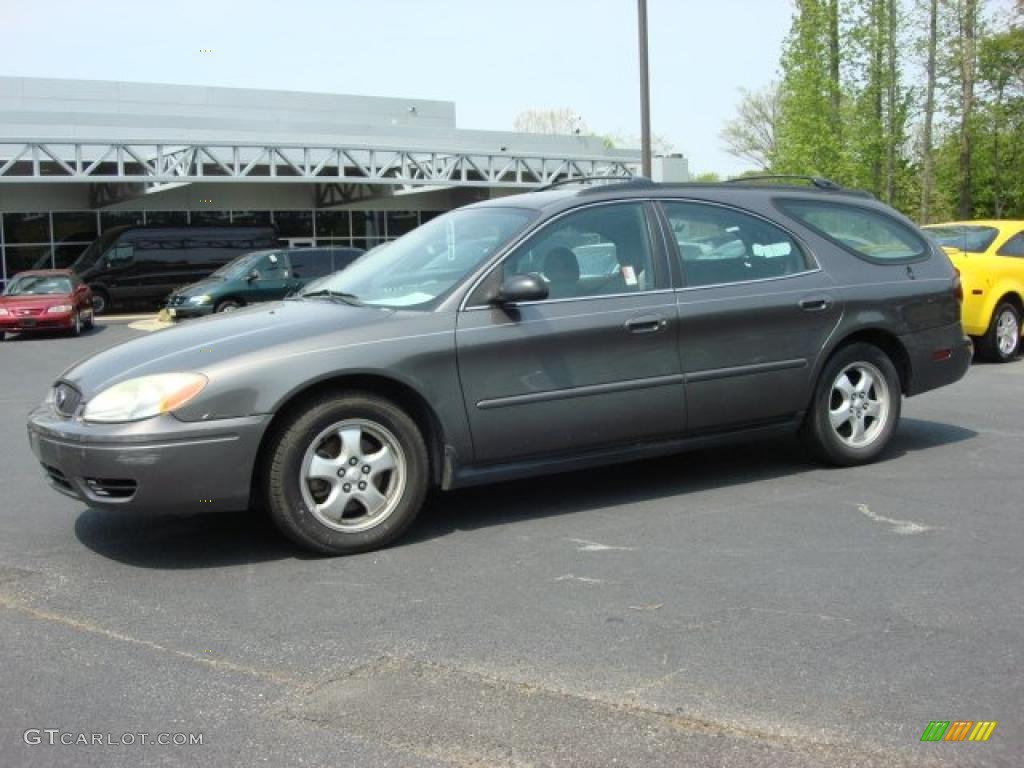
left=29, top=178, right=971, bottom=555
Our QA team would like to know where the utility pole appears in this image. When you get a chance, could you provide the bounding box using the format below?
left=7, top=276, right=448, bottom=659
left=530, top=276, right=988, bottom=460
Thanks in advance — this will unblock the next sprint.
left=638, top=0, right=652, bottom=178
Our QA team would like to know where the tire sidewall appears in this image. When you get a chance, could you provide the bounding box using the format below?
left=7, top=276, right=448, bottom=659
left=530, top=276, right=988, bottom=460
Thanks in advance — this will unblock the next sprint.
left=91, top=291, right=109, bottom=315
left=215, top=300, right=241, bottom=313
left=806, top=343, right=902, bottom=466
left=988, top=303, right=1021, bottom=363
left=267, top=394, right=428, bottom=555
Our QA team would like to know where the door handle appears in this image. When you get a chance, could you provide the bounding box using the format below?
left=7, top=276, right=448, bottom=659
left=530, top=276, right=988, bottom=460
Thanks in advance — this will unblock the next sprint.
left=799, top=297, right=831, bottom=312
left=625, top=315, right=667, bottom=334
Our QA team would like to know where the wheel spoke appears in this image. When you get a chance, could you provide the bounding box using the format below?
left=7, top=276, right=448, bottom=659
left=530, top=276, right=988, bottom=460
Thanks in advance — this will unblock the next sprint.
left=834, top=373, right=855, bottom=399
left=829, top=406, right=852, bottom=431
left=317, top=487, right=350, bottom=522
left=355, top=483, right=389, bottom=517
left=365, top=445, right=396, bottom=476
left=864, top=400, right=882, bottom=420
left=308, top=454, right=343, bottom=481
left=337, top=427, right=364, bottom=462
left=850, top=417, right=866, bottom=443
left=854, top=369, right=875, bottom=396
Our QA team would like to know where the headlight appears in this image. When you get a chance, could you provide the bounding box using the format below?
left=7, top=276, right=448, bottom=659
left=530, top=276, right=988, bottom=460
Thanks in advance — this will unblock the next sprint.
left=82, top=373, right=208, bottom=423
left=0, top=308, right=8, bottom=316
left=46, top=305, right=73, bottom=314
left=186, top=295, right=212, bottom=305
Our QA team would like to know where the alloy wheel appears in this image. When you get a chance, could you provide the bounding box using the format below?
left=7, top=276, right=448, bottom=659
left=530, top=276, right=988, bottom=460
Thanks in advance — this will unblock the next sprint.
left=828, top=361, right=890, bottom=448
left=299, top=419, right=407, bottom=533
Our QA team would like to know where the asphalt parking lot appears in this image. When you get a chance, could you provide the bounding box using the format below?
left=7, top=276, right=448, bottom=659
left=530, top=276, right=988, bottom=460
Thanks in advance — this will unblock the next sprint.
left=0, top=322, right=1020, bottom=767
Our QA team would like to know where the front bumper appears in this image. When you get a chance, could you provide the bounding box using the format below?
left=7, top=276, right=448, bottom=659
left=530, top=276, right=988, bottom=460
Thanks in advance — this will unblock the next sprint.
left=1, top=312, right=73, bottom=332
left=167, top=304, right=214, bottom=320
left=27, top=406, right=271, bottom=515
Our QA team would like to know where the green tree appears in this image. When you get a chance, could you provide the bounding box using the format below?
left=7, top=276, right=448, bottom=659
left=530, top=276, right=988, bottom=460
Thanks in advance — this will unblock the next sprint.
left=775, top=0, right=845, bottom=178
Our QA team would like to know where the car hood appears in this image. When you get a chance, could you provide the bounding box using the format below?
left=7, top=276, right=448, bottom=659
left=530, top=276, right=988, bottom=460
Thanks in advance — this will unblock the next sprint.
left=60, top=299, right=398, bottom=397
left=171, top=277, right=225, bottom=298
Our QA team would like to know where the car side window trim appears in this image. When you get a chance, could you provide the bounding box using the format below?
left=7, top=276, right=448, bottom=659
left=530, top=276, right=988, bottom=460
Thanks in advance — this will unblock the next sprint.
left=461, top=200, right=673, bottom=310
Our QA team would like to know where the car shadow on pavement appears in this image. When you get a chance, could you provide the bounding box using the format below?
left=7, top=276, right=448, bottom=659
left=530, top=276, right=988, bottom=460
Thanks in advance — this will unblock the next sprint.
left=3, top=325, right=109, bottom=342
left=73, top=506, right=300, bottom=568
left=72, top=418, right=976, bottom=567
left=401, top=418, right=978, bottom=547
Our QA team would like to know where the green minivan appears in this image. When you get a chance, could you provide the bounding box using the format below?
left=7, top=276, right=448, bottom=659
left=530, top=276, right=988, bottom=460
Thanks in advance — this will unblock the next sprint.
left=165, top=246, right=364, bottom=318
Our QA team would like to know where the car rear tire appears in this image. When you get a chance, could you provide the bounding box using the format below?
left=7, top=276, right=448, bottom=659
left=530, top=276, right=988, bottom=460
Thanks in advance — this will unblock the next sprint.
left=977, top=302, right=1021, bottom=363
left=215, top=299, right=242, bottom=313
left=264, top=392, right=429, bottom=555
left=91, top=290, right=109, bottom=315
left=800, top=343, right=902, bottom=467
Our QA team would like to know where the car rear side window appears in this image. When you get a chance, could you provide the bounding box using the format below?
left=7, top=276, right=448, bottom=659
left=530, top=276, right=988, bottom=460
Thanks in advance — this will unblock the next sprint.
left=996, top=232, right=1024, bottom=257
left=660, top=201, right=809, bottom=288
left=778, top=199, right=927, bottom=263
left=288, top=249, right=333, bottom=279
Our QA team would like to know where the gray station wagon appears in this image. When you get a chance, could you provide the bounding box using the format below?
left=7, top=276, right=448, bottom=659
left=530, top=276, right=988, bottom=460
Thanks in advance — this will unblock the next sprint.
left=28, top=178, right=972, bottom=555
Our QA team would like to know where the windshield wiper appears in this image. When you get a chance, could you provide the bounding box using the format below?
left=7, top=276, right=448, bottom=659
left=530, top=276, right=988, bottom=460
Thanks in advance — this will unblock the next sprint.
left=297, top=289, right=363, bottom=305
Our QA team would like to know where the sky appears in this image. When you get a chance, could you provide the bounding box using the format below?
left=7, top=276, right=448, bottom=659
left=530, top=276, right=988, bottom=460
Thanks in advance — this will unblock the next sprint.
left=0, top=0, right=794, bottom=176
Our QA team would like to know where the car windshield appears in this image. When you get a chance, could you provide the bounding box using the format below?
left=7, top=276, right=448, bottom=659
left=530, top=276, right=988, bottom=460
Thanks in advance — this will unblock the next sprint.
left=212, top=251, right=275, bottom=279
left=924, top=225, right=1000, bottom=253
left=4, top=275, right=72, bottom=295
left=71, top=229, right=121, bottom=273
left=302, top=207, right=535, bottom=308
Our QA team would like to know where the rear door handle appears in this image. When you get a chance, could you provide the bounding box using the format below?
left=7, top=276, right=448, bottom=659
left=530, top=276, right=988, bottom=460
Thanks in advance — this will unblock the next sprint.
left=799, top=297, right=831, bottom=312
left=625, top=315, right=667, bottom=334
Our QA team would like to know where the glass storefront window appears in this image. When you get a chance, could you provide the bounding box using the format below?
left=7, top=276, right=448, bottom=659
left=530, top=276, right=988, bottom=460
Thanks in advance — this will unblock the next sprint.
left=52, top=211, right=99, bottom=243
left=273, top=210, right=313, bottom=237
left=100, top=211, right=145, bottom=231
left=3, top=212, right=50, bottom=244
left=352, top=211, right=384, bottom=239
left=231, top=210, right=273, bottom=225
left=386, top=211, right=419, bottom=237
left=315, top=210, right=351, bottom=238
left=145, top=211, right=188, bottom=226
left=3, top=245, right=53, bottom=276
left=189, top=210, right=231, bottom=225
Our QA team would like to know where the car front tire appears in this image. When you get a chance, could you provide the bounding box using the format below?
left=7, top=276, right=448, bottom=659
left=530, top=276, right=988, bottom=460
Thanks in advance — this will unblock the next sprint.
left=264, top=392, right=429, bottom=555
left=977, top=302, right=1021, bottom=363
left=801, top=343, right=902, bottom=467
left=215, top=299, right=242, bottom=313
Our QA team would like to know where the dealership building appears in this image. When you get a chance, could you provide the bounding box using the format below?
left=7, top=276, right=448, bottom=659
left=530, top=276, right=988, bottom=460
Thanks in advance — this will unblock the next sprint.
left=0, top=76, right=688, bottom=285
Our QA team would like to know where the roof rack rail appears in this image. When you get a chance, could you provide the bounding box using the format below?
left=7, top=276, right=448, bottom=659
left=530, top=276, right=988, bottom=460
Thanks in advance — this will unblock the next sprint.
left=725, top=175, right=843, bottom=190
left=537, top=175, right=653, bottom=192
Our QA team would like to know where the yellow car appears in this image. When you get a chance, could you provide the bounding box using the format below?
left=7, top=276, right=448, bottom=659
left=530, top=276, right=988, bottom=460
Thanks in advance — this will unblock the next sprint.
left=923, top=221, right=1024, bottom=362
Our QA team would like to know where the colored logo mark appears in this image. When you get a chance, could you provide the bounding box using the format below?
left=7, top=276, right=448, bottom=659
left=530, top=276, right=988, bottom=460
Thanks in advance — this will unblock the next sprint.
left=920, top=721, right=997, bottom=742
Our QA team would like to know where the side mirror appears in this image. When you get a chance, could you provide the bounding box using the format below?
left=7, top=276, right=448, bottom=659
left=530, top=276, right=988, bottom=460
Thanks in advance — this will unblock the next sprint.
left=247, top=270, right=260, bottom=282
left=490, top=273, right=549, bottom=304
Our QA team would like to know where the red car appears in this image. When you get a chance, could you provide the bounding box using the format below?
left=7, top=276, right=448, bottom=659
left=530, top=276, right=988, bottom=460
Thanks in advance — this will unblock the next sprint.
left=0, top=270, right=94, bottom=341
